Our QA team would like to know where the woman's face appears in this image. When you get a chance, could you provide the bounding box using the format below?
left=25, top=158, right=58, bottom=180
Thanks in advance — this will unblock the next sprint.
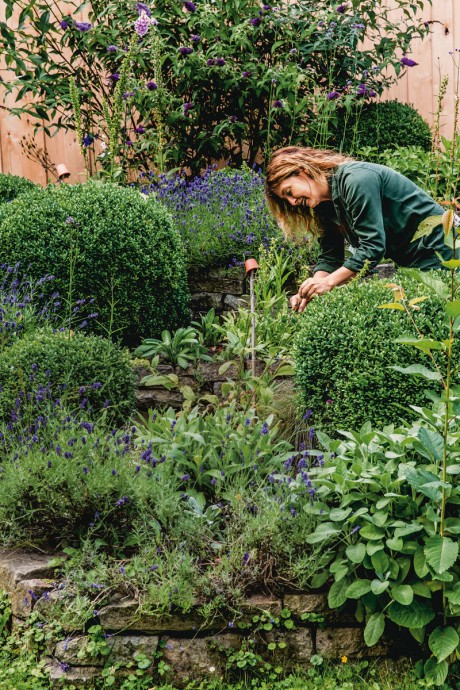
left=273, top=171, right=331, bottom=209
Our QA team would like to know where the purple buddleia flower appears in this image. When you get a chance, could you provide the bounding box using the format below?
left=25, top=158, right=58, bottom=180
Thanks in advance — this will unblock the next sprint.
left=273, top=99, right=283, bottom=108
left=184, top=1, right=197, bottom=11
left=107, top=45, right=117, bottom=52
left=74, top=21, right=92, bottom=31
left=179, top=46, right=193, bottom=55
left=400, top=56, right=418, bottom=67
left=60, top=20, right=69, bottom=29
left=327, top=91, right=340, bottom=100
left=109, top=73, right=120, bottom=82
left=146, top=80, right=158, bottom=91
left=136, top=2, right=151, bottom=15
left=191, top=34, right=200, bottom=42
left=207, top=58, right=216, bottom=66
left=183, top=101, right=194, bottom=114
left=82, top=134, right=93, bottom=147
left=250, top=17, right=262, bottom=26
left=336, top=2, right=349, bottom=12
left=216, top=57, right=226, bottom=66
left=135, top=125, right=146, bottom=134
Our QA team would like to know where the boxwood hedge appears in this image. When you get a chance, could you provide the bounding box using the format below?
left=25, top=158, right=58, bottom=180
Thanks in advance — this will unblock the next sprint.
left=0, top=173, right=37, bottom=205
left=294, top=271, right=453, bottom=435
left=0, top=328, right=136, bottom=425
left=0, top=182, right=190, bottom=346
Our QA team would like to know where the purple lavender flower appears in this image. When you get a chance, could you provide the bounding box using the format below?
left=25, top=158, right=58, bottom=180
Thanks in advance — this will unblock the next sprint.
left=242, top=552, right=250, bottom=564
left=135, top=10, right=151, bottom=37
left=60, top=20, right=69, bottom=29
left=109, top=73, right=120, bottom=82
left=183, top=101, right=194, bottom=114
left=336, top=2, right=349, bottom=12
left=191, top=34, right=200, bottom=42
left=215, top=57, right=225, bottom=66
left=250, top=17, right=262, bottom=26
left=74, top=21, right=92, bottom=31
left=107, top=45, right=117, bottom=52
left=179, top=46, right=193, bottom=55
left=119, top=566, right=125, bottom=574
left=82, top=134, right=93, bottom=147
left=327, top=91, right=340, bottom=100
left=180, top=473, right=190, bottom=481
left=260, top=422, right=269, bottom=435
left=273, top=99, right=283, bottom=108
left=135, top=125, right=146, bottom=134
left=207, top=58, right=216, bottom=66
left=400, top=56, right=418, bottom=67
left=146, top=80, right=158, bottom=91
left=184, top=1, right=197, bottom=11
left=136, top=2, right=151, bottom=15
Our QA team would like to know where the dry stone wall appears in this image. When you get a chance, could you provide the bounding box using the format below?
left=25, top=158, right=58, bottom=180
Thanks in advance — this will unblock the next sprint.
left=0, top=550, right=413, bottom=688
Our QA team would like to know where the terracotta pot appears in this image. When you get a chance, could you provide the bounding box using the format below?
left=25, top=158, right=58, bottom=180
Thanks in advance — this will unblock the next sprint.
left=244, top=258, right=259, bottom=273
left=56, top=163, right=70, bottom=179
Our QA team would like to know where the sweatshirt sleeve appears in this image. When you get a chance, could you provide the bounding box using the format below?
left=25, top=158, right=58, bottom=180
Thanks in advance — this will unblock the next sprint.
left=313, top=224, right=345, bottom=274
left=340, top=169, right=386, bottom=272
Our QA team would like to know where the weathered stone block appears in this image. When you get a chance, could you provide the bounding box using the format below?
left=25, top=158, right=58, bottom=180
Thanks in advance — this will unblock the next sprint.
left=98, top=600, right=217, bottom=634
left=45, top=658, right=101, bottom=687
left=264, top=627, right=314, bottom=669
left=10, top=578, right=55, bottom=618
left=316, top=626, right=390, bottom=659
left=0, top=550, right=59, bottom=591
left=162, top=634, right=239, bottom=683
left=283, top=593, right=328, bottom=617
left=135, top=388, right=183, bottom=409
left=189, top=292, right=224, bottom=312
left=240, top=595, right=282, bottom=616
left=196, top=361, right=239, bottom=382
left=54, top=634, right=159, bottom=666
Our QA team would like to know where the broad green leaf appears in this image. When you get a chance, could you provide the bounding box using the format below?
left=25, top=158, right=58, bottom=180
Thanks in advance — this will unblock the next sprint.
left=423, top=657, right=449, bottom=685
left=328, top=579, right=349, bottom=608
left=425, top=535, right=459, bottom=574
left=371, top=579, right=389, bottom=596
left=411, top=582, right=432, bottom=599
left=428, top=626, right=459, bottom=662
left=445, top=583, right=460, bottom=605
left=367, top=542, right=384, bottom=556
left=444, top=518, right=460, bottom=534
left=329, top=507, right=352, bottom=522
left=359, top=525, right=385, bottom=541
left=410, top=626, right=425, bottom=643
left=394, top=336, right=444, bottom=353
left=386, top=537, right=404, bottom=551
left=311, top=571, right=329, bottom=589
left=412, top=215, right=442, bottom=241
left=391, top=585, right=414, bottom=606
left=442, top=209, right=454, bottom=235
left=390, top=365, right=441, bottom=381
left=305, top=522, right=341, bottom=544
left=442, top=258, right=460, bottom=270
left=364, top=612, right=385, bottom=646
left=445, top=299, right=460, bottom=318
left=345, top=579, right=372, bottom=599
left=398, top=269, right=450, bottom=299
left=387, top=599, right=435, bottom=629
left=406, top=469, right=445, bottom=501
left=377, top=302, right=405, bottom=311
left=416, top=427, right=444, bottom=462
left=346, top=543, right=366, bottom=564
left=371, top=551, right=389, bottom=573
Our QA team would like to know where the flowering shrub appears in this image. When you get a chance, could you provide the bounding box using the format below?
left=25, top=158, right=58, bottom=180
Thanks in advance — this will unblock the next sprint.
left=141, top=166, right=291, bottom=269
left=0, top=328, right=135, bottom=425
left=294, top=271, right=457, bottom=435
left=1, top=0, right=429, bottom=172
left=0, top=182, right=190, bottom=345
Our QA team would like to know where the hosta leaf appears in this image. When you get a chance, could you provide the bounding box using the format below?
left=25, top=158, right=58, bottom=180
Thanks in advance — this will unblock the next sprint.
left=390, top=364, right=441, bottom=381
left=346, top=543, right=366, bottom=563
left=425, top=535, right=458, bottom=574
left=364, top=612, right=385, bottom=646
left=387, top=599, right=435, bottom=628
left=371, top=579, right=389, bottom=596
left=428, top=626, right=459, bottom=662
left=424, top=657, right=449, bottom=685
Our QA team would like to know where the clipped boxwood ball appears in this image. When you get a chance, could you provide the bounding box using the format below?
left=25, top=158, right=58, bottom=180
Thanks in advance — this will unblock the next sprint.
left=0, top=182, right=190, bottom=346
left=0, top=329, right=136, bottom=425
left=0, top=173, right=38, bottom=205
left=332, top=100, right=432, bottom=153
left=295, top=272, right=453, bottom=436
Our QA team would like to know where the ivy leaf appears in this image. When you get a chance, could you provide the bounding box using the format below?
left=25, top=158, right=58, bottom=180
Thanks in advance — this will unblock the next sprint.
left=424, top=535, right=459, bottom=574
left=428, top=626, right=459, bottom=662
left=364, top=612, right=385, bottom=646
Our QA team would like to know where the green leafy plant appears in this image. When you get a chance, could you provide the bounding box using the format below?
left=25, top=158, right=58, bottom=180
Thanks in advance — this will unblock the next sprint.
left=134, top=327, right=211, bottom=370
left=0, top=173, right=37, bottom=205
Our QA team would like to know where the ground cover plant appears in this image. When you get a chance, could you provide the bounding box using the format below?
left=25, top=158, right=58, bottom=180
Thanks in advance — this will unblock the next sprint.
left=1, top=0, right=429, bottom=174
left=0, top=181, right=190, bottom=345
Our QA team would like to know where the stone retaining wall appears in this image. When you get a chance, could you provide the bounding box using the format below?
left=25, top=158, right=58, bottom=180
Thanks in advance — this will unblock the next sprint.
left=0, top=550, right=412, bottom=688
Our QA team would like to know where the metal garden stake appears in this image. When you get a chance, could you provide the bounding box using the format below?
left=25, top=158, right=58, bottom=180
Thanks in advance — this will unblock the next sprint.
left=244, top=258, right=259, bottom=377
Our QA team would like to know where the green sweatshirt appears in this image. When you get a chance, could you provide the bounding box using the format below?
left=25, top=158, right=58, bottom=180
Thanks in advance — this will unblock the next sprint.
left=313, top=162, right=452, bottom=274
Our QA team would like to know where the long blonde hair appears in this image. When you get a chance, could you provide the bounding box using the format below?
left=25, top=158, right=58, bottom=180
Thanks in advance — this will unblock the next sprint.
left=265, top=146, right=354, bottom=239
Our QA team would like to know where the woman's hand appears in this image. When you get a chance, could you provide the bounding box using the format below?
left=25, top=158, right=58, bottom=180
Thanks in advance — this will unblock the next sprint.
left=296, top=275, right=334, bottom=311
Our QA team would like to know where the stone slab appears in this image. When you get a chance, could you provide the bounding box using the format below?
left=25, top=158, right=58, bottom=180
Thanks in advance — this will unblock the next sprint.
left=54, top=633, right=159, bottom=666
left=45, top=658, right=101, bottom=687
left=0, top=551, right=60, bottom=591
left=10, top=578, right=55, bottom=618
left=316, top=626, right=391, bottom=659
left=162, top=634, right=238, bottom=683
left=98, top=600, right=220, bottom=634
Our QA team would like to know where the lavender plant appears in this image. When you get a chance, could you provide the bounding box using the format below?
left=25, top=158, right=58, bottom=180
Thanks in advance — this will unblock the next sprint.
left=1, top=0, right=429, bottom=172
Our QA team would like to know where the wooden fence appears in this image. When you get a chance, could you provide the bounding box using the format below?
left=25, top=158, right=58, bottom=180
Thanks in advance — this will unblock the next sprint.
left=0, top=0, right=459, bottom=184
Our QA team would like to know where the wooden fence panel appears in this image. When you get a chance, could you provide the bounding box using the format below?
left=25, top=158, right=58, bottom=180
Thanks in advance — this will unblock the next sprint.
left=1, top=0, right=460, bottom=183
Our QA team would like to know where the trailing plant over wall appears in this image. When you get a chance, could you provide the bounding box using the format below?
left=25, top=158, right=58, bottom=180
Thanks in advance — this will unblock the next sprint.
left=0, top=0, right=429, bottom=173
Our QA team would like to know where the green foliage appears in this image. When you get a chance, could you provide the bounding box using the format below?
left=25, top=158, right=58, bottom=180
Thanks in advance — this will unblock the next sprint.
left=135, top=327, right=211, bottom=369
left=306, top=409, right=459, bottom=683
left=0, top=182, right=190, bottom=346
left=0, top=173, right=37, bottom=205
left=0, top=0, right=429, bottom=172
left=294, top=272, right=456, bottom=435
left=0, top=328, right=135, bottom=425
left=333, top=100, right=432, bottom=154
